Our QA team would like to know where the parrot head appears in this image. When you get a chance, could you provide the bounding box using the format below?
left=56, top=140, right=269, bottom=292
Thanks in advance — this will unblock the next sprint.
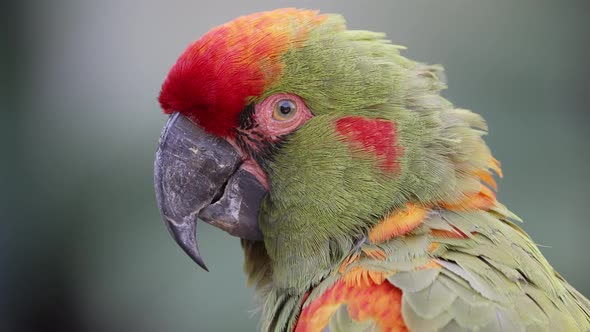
left=155, top=9, right=492, bottom=290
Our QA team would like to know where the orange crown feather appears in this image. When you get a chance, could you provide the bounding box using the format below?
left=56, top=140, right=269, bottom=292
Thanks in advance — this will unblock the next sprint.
left=158, top=8, right=327, bottom=137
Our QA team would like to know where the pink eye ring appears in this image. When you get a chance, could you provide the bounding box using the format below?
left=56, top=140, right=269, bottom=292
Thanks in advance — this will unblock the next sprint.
left=253, top=93, right=313, bottom=138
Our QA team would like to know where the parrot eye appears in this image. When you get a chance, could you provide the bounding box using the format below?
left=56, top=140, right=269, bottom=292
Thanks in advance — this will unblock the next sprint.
left=273, top=99, right=297, bottom=121
left=252, top=93, right=312, bottom=138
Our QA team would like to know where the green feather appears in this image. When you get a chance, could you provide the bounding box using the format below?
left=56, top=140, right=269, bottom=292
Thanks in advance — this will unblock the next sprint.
left=387, top=268, right=440, bottom=293
left=404, top=279, right=457, bottom=319
left=235, top=12, right=590, bottom=331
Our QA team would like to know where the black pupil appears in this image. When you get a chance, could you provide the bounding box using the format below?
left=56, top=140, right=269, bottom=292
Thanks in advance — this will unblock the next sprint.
left=279, top=101, right=293, bottom=115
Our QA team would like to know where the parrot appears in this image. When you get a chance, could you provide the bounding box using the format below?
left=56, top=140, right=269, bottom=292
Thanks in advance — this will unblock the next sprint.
left=153, top=8, right=590, bottom=332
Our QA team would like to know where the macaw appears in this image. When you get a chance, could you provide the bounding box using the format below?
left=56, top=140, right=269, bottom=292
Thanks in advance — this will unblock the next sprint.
left=154, top=8, right=590, bottom=332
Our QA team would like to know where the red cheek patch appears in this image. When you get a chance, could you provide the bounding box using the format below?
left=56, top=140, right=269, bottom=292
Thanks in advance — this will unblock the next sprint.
left=335, top=116, right=403, bottom=173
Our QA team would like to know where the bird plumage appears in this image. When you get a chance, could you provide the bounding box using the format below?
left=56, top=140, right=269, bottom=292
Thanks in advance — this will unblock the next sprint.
left=157, top=8, right=590, bottom=331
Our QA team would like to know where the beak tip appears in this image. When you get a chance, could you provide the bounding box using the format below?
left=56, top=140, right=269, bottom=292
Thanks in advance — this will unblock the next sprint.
left=187, top=250, right=209, bottom=272
left=164, top=216, right=209, bottom=271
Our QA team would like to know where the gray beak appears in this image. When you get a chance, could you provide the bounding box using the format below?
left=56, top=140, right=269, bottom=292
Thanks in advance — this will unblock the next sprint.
left=154, top=113, right=265, bottom=270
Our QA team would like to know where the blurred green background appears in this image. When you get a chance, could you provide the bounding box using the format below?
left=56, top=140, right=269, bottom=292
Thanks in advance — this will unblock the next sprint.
left=3, top=0, right=589, bottom=331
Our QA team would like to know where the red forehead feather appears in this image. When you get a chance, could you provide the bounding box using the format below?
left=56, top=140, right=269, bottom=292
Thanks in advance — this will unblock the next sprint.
left=158, top=9, right=327, bottom=137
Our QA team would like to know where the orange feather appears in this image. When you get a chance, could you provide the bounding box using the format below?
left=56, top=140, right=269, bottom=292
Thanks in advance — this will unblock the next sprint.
left=368, top=203, right=427, bottom=244
left=295, top=279, right=408, bottom=332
